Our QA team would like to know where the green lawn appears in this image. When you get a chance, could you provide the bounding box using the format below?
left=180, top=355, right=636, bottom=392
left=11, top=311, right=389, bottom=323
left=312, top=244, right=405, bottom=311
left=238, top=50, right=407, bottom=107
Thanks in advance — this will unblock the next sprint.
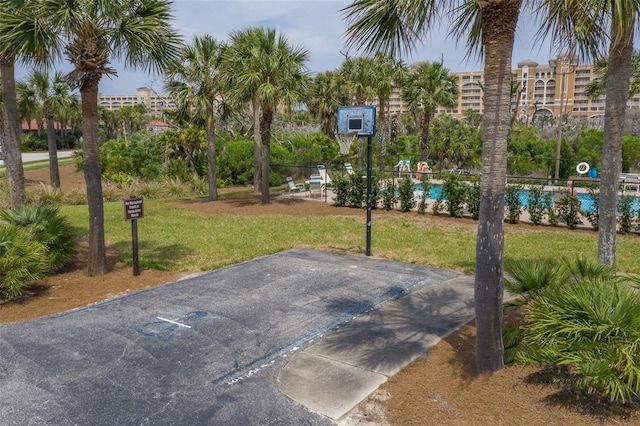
left=60, top=198, right=640, bottom=274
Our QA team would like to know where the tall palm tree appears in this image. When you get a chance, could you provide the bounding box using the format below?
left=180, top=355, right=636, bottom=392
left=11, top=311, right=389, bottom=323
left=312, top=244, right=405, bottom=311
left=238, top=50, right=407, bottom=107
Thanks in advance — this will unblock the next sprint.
left=307, top=71, right=349, bottom=139
left=19, top=70, right=73, bottom=188
left=166, top=35, right=226, bottom=201
left=401, top=61, right=459, bottom=161
left=343, top=0, right=522, bottom=373
left=540, top=1, right=640, bottom=266
left=339, top=56, right=376, bottom=168
left=0, top=0, right=182, bottom=275
left=370, top=53, right=406, bottom=170
left=223, top=27, right=309, bottom=205
left=0, top=54, right=26, bottom=209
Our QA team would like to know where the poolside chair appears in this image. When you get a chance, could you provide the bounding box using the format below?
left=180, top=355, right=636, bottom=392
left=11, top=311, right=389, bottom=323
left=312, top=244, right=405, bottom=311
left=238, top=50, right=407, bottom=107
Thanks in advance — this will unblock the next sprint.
left=394, top=160, right=411, bottom=176
left=622, top=173, right=640, bottom=194
left=317, top=165, right=332, bottom=187
left=309, top=174, right=323, bottom=198
left=345, top=163, right=355, bottom=175
left=286, top=176, right=305, bottom=192
left=415, top=161, right=431, bottom=179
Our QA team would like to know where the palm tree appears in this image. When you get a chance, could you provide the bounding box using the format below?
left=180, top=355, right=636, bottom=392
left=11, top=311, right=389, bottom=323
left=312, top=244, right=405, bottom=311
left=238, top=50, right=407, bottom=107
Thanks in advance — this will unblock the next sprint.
left=19, top=70, right=73, bottom=188
left=307, top=71, right=350, bottom=139
left=343, top=0, right=523, bottom=373
left=401, top=61, right=459, bottom=162
left=540, top=1, right=640, bottom=266
left=223, top=27, right=309, bottom=205
left=0, top=0, right=182, bottom=275
left=166, top=35, right=226, bottom=201
left=0, top=54, right=26, bottom=209
left=370, top=53, right=406, bottom=170
left=339, top=56, right=376, bottom=168
left=586, top=51, right=640, bottom=100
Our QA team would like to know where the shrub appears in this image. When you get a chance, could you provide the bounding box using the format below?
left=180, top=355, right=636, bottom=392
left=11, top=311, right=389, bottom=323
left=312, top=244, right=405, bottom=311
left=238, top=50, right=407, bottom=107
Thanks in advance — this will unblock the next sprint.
left=504, top=258, right=569, bottom=303
left=332, top=176, right=349, bottom=207
left=526, top=185, right=546, bottom=225
left=441, top=174, right=466, bottom=217
left=582, top=186, right=600, bottom=230
left=27, top=183, right=63, bottom=206
left=381, top=179, right=396, bottom=211
left=466, top=179, right=480, bottom=220
left=517, top=276, right=640, bottom=403
left=63, top=188, right=87, bottom=205
left=617, top=195, right=635, bottom=234
left=347, top=172, right=366, bottom=208
left=416, top=178, right=432, bottom=215
left=398, top=178, right=415, bottom=212
left=556, top=192, right=581, bottom=229
left=505, top=184, right=523, bottom=224
left=0, top=223, right=48, bottom=301
left=544, top=192, right=559, bottom=226
left=0, top=205, right=77, bottom=272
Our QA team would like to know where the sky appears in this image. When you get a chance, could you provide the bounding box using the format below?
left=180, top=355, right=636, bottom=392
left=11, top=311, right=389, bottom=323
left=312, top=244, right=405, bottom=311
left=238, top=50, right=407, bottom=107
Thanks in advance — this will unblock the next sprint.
left=16, top=0, right=559, bottom=95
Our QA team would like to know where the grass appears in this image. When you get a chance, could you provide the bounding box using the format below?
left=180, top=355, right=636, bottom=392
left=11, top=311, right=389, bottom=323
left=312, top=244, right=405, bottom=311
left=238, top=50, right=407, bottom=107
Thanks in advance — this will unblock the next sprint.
left=59, top=197, right=640, bottom=275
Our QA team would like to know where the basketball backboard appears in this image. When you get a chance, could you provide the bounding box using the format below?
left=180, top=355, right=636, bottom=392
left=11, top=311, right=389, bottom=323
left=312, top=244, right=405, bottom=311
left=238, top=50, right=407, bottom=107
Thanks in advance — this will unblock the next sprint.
left=337, top=106, right=376, bottom=136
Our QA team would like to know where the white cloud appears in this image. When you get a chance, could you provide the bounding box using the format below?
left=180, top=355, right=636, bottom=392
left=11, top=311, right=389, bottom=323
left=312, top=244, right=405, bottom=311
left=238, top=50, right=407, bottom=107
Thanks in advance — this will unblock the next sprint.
left=14, top=1, right=566, bottom=95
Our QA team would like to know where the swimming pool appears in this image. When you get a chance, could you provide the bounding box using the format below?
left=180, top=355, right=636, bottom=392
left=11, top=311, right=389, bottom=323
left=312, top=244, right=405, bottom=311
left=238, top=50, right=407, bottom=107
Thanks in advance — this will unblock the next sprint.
left=412, top=184, right=640, bottom=214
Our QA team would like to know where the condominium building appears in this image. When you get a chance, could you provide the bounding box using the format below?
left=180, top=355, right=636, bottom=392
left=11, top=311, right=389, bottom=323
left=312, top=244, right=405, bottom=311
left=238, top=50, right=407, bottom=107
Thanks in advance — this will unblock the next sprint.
left=98, top=87, right=175, bottom=116
left=386, top=57, right=640, bottom=125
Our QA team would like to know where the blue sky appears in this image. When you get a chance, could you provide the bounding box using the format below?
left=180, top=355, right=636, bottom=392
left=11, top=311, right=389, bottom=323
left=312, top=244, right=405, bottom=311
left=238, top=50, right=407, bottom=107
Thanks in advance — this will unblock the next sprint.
left=17, top=0, right=557, bottom=95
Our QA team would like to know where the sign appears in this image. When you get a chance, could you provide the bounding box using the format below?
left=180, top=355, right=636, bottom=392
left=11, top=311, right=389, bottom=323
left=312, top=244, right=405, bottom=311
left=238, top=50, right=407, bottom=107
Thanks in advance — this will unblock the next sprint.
left=337, top=106, right=376, bottom=136
left=124, top=196, right=144, bottom=221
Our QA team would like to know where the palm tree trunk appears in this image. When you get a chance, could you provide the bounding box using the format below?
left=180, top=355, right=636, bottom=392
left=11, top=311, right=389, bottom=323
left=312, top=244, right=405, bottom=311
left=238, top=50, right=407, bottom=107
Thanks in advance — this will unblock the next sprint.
left=1, top=56, right=27, bottom=209
left=420, top=110, right=432, bottom=161
left=252, top=97, right=261, bottom=193
left=260, top=107, right=273, bottom=205
left=473, top=0, right=521, bottom=375
left=598, top=20, right=633, bottom=266
left=206, top=106, right=218, bottom=201
left=46, top=114, right=61, bottom=188
left=80, top=77, right=108, bottom=276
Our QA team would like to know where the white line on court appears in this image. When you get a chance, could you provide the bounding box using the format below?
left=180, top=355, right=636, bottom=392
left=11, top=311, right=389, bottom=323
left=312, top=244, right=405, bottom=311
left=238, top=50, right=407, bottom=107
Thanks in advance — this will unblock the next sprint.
left=156, top=316, right=192, bottom=328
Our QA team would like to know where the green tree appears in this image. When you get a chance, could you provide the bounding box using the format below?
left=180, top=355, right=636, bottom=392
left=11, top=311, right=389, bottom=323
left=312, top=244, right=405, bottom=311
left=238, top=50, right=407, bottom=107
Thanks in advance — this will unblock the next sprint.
left=167, top=35, right=226, bottom=201
left=307, top=71, right=350, bottom=139
left=344, top=0, right=522, bottom=373
left=18, top=70, right=74, bottom=188
left=0, top=0, right=182, bottom=275
left=223, top=27, right=309, bottom=205
left=401, top=61, right=459, bottom=161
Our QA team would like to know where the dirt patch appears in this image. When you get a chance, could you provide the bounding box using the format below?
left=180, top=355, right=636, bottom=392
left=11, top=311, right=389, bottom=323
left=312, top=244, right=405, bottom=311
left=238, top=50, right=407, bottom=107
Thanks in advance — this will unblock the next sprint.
left=3, top=163, right=637, bottom=425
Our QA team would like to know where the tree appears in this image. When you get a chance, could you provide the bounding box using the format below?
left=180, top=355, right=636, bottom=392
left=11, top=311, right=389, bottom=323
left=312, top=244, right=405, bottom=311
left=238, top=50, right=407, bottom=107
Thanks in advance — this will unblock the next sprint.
left=0, top=0, right=182, bottom=275
left=401, top=61, right=459, bottom=161
left=307, top=71, right=349, bottom=139
left=585, top=50, right=640, bottom=100
left=223, top=27, right=309, bottom=205
left=541, top=1, right=640, bottom=266
left=19, top=70, right=74, bottom=188
left=0, top=54, right=26, bottom=209
left=344, top=0, right=522, bottom=373
left=166, top=35, right=226, bottom=201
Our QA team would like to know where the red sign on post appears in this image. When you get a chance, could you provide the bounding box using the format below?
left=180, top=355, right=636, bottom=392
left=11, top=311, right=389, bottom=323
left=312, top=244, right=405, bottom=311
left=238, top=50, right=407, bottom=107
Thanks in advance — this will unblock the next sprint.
left=124, top=196, right=144, bottom=221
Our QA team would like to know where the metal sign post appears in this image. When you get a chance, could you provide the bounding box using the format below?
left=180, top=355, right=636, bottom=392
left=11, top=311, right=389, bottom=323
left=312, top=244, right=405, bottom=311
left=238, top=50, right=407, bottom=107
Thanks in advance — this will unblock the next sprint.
left=365, top=135, right=373, bottom=256
left=124, top=196, right=144, bottom=276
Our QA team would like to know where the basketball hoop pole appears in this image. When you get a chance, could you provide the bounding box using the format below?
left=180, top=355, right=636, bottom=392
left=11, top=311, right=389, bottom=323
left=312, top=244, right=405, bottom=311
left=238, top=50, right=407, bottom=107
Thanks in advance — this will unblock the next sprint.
left=365, top=135, right=373, bottom=256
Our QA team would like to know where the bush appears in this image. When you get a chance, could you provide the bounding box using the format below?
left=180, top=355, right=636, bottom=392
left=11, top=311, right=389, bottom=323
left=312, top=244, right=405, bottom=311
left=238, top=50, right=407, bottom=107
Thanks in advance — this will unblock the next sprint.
left=398, top=178, right=415, bottom=212
left=466, top=179, right=480, bottom=220
left=526, top=185, right=545, bottom=226
left=416, top=178, right=432, bottom=215
left=617, top=195, right=635, bottom=234
left=347, top=172, right=367, bottom=208
left=545, top=192, right=559, bottom=226
left=332, top=176, right=349, bottom=207
left=381, top=179, right=396, bottom=211
left=504, top=258, right=569, bottom=303
left=0, top=205, right=77, bottom=272
left=582, top=186, right=599, bottom=230
left=0, top=223, right=48, bottom=301
left=556, top=192, right=581, bottom=229
left=517, top=276, right=640, bottom=403
left=505, top=184, right=523, bottom=224
left=441, top=174, right=466, bottom=217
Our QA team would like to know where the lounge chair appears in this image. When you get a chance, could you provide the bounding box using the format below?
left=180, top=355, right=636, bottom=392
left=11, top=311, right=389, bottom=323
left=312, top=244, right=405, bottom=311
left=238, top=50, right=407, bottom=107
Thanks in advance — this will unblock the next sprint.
left=394, top=160, right=411, bottom=176
left=621, top=173, right=640, bottom=194
left=309, top=174, right=323, bottom=198
left=345, top=163, right=354, bottom=175
left=286, top=176, right=305, bottom=192
left=415, top=161, right=431, bottom=179
left=317, top=165, right=332, bottom=187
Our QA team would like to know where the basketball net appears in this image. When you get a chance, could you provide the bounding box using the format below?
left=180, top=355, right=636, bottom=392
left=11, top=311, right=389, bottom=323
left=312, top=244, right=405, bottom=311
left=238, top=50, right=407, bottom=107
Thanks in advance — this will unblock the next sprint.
left=336, top=132, right=357, bottom=155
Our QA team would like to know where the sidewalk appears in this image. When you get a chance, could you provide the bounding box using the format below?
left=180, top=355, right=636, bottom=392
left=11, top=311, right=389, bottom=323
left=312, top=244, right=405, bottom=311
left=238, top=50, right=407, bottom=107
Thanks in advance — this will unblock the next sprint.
left=279, top=275, right=477, bottom=423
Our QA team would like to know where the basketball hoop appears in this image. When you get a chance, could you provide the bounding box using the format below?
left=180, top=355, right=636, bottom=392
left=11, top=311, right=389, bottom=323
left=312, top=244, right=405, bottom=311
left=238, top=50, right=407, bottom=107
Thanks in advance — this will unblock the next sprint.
left=336, top=132, right=357, bottom=155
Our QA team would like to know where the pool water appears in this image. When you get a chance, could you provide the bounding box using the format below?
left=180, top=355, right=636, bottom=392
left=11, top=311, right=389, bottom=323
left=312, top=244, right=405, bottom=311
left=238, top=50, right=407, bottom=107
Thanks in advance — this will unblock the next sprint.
left=413, top=184, right=640, bottom=214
